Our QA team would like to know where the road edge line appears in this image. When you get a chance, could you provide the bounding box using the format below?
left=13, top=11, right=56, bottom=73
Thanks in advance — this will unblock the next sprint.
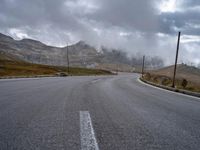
left=137, top=77, right=200, bottom=100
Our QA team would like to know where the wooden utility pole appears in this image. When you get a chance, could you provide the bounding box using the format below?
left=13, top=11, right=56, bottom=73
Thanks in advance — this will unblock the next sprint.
left=67, top=43, right=70, bottom=74
left=142, top=55, right=145, bottom=78
left=172, top=31, right=181, bottom=88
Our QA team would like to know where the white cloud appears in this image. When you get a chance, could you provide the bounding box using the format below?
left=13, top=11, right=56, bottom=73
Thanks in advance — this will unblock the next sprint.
left=181, top=35, right=200, bottom=43
left=65, top=0, right=99, bottom=15
left=8, top=28, right=30, bottom=39
left=119, top=32, right=131, bottom=37
left=158, top=0, right=184, bottom=13
left=159, top=0, right=177, bottom=13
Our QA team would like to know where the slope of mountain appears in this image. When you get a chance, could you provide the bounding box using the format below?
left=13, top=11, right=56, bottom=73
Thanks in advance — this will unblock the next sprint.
left=0, top=33, right=14, bottom=42
left=151, top=64, right=200, bottom=85
left=141, top=64, right=200, bottom=93
left=0, top=33, right=101, bottom=67
left=0, top=51, right=112, bottom=77
left=0, top=33, right=137, bottom=71
left=154, top=64, right=200, bottom=78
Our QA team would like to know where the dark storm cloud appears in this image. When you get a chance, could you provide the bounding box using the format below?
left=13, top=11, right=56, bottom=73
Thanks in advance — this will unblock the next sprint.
left=0, top=0, right=97, bottom=45
left=0, top=0, right=199, bottom=36
left=0, top=0, right=160, bottom=35
left=0, top=0, right=198, bottom=37
left=0, top=0, right=82, bottom=30
left=159, top=10, right=200, bottom=35
left=181, top=0, right=200, bottom=7
left=86, top=0, right=159, bottom=32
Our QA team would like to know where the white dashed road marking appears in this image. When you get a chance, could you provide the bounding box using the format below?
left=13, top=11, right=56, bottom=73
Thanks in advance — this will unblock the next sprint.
left=80, top=111, right=99, bottom=150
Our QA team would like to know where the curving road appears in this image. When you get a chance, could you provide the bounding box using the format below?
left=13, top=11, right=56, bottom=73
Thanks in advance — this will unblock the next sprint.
left=0, top=73, right=200, bottom=150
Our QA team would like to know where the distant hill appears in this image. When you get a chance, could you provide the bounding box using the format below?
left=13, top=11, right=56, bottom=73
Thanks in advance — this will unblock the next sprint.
left=152, top=64, right=200, bottom=84
left=141, top=64, right=200, bottom=93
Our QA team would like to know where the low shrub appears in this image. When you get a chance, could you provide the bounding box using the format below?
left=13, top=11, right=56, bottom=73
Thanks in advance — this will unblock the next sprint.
left=160, top=77, right=172, bottom=86
left=144, top=72, right=151, bottom=80
left=181, top=79, right=188, bottom=88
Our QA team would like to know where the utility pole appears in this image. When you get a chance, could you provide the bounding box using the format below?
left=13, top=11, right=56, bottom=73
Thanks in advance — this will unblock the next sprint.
left=67, top=43, right=70, bottom=74
left=172, top=31, right=181, bottom=88
left=142, top=55, right=145, bottom=78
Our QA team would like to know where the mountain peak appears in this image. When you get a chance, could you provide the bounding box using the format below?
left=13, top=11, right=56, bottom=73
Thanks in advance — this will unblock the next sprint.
left=74, top=41, right=95, bottom=50
left=76, top=40, right=87, bottom=46
left=19, top=38, right=46, bottom=46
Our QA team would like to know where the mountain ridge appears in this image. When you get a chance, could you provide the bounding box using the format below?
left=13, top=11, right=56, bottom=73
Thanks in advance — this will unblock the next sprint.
left=0, top=33, right=101, bottom=67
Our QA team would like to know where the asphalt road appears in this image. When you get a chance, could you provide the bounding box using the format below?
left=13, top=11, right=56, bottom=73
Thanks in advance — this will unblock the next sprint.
left=0, top=73, right=200, bottom=150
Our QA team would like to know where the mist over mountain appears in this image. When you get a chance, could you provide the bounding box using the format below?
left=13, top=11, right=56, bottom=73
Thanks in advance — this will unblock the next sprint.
left=0, top=33, right=164, bottom=71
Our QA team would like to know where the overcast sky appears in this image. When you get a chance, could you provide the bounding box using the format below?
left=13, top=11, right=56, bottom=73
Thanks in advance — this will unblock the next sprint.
left=0, top=0, right=200, bottom=65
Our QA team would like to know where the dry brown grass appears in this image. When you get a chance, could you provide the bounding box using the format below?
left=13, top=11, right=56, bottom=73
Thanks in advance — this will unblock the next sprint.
left=0, top=53, right=112, bottom=77
left=144, top=64, right=200, bottom=93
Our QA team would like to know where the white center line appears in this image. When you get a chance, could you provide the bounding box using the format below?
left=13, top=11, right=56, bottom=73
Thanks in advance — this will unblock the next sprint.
left=80, top=111, right=99, bottom=150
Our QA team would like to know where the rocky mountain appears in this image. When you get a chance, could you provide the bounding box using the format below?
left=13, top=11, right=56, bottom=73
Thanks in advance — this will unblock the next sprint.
left=0, top=33, right=102, bottom=67
left=0, top=33, right=164, bottom=71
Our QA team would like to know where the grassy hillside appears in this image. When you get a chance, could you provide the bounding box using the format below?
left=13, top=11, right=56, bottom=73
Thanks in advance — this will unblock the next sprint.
left=153, top=64, right=200, bottom=85
left=143, top=64, right=200, bottom=93
left=0, top=52, right=112, bottom=77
